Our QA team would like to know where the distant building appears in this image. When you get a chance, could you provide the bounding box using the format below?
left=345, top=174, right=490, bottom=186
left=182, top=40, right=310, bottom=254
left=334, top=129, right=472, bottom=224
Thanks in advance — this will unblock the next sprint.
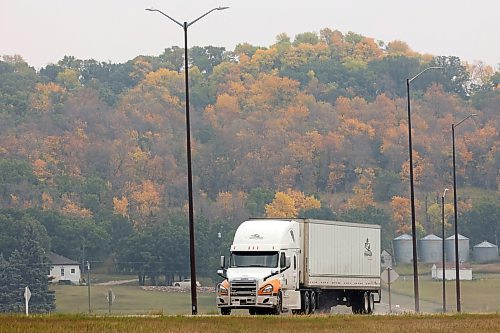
left=431, top=263, right=472, bottom=281
left=48, top=252, right=81, bottom=285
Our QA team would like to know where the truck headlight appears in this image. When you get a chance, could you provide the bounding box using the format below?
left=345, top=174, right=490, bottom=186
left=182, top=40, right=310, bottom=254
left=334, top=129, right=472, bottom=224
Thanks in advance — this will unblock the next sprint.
left=217, top=284, right=228, bottom=296
left=258, top=284, right=273, bottom=295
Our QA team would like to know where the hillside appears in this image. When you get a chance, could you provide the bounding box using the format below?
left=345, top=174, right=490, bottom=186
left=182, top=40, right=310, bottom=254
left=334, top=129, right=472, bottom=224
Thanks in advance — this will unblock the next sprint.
left=0, top=29, right=498, bottom=279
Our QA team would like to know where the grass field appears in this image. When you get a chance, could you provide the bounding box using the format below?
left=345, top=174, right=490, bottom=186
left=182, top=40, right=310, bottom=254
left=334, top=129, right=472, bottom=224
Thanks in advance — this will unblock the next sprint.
left=51, top=269, right=500, bottom=315
left=52, top=285, right=218, bottom=315
left=1, top=313, right=499, bottom=333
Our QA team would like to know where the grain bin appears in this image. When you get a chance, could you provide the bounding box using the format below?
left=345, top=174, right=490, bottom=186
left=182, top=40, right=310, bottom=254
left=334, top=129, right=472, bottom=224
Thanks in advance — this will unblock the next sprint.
left=419, top=234, right=443, bottom=263
left=445, top=234, right=469, bottom=262
left=393, top=234, right=413, bottom=264
left=473, top=241, right=498, bottom=263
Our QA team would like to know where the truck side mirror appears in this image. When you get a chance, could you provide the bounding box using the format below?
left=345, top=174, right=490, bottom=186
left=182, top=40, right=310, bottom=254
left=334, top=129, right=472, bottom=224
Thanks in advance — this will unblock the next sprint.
left=220, top=255, right=225, bottom=269
left=217, top=269, right=226, bottom=279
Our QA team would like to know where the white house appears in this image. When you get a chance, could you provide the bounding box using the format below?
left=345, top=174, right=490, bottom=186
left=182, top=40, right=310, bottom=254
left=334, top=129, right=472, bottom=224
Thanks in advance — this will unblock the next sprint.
left=48, top=252, right=81, bottom=285
left=431, top=263, right=472, bottom=281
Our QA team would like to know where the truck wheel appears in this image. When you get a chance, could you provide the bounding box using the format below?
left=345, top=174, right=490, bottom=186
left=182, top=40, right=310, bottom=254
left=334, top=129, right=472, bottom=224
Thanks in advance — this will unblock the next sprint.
left=310, top=291, right=316, bottom=314
left=303, top=291, right=311, bottom=314
left=369, top=293, right=375, bottom=314
left=273, top=291, right=283, bottom=315
left=249, top=308, right=256, bottom=315
left=220, top=308, right=231, bottom=316
left=174, top=283, right=180, bottom=287
left=363, top=292, right=370, bottom=314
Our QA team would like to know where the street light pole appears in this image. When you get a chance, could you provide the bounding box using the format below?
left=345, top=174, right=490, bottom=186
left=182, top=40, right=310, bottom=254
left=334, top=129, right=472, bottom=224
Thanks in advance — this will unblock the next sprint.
left=146, top=6, right=229, bottom=315
left=406, top=66, right=443, bottom=313
left=441, top=188, right=449, bottom=313
left=451, top=113, right=477, bottom=313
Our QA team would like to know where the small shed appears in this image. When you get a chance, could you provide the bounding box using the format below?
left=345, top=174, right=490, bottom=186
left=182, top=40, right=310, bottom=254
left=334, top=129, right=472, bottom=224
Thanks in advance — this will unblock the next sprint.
left=431, top=263, right=472, bottom=280
left=473, top=241, right=499, bottom=263
left=48, top=252, right=81, bottom=285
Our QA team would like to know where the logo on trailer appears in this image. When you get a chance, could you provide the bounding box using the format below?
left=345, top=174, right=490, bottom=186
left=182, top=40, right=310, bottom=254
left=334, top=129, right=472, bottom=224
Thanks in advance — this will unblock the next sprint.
left=364, top=238, right=373, bottom=257
left=250, top=233, right=263, bottom=240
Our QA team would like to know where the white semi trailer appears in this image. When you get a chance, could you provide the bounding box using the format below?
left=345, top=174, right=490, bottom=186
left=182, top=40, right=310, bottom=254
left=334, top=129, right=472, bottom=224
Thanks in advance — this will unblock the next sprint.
left=216, top=218, right=381, bottom=315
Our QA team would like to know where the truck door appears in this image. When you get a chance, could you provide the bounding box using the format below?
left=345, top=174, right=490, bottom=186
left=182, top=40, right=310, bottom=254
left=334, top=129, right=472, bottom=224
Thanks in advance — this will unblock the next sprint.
left=280, top=250, right=301, bottom=310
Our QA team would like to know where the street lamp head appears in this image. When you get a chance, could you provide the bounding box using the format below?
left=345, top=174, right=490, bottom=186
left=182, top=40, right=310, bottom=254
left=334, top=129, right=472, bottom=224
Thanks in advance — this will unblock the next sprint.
left=217, top=6, right=230, bottom=10
left=443, top=188, right=449, bottom=198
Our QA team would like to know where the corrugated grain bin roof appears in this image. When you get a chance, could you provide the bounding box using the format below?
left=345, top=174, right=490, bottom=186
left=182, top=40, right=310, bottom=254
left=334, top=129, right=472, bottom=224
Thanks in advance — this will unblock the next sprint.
left=474, top=241, right=498, bottom=248
left=421, top=234, right=442, bottom=240
left=394, top=234, right=412, bottom=240
left=445, top=234, right=469, bottom=240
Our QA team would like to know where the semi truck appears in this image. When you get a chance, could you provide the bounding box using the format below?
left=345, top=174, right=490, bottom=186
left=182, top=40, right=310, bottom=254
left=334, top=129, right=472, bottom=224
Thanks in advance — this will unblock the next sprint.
left=216, top=218, right=381, bottom=315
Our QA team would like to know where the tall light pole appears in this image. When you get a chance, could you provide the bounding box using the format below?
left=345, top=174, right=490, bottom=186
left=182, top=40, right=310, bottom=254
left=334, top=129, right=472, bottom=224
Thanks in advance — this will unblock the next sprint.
left=406, top=66, right=443, bottom=312
left=146, top=6, right=229, bottom=315
left=441, top=188, right=449, bottom=313
left=451, top=113, right=477, bottom=313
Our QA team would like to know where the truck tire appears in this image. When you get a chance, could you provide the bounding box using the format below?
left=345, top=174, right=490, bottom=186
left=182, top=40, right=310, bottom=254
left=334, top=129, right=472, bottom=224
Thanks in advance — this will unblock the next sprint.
left=363, top=292, right=370, bottom=314
left=174, top=283, right=180, bottom=287
left=303, top=290, right=311, bottom=314
left=220, top=308, right=231, bottom=315
left=310, top=291, right=316, bottom=314
left=369, top=293, right=375, bottom=314
left=273, top=291, right=283, bottom=315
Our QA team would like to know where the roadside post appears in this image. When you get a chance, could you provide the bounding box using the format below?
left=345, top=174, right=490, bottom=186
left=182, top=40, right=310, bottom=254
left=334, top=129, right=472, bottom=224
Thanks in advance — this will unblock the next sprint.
left=106, top=289, right=116, bottom=314
left=24, top=286, right=31, bottom=316
left=381, top=267, right=399, bottom=313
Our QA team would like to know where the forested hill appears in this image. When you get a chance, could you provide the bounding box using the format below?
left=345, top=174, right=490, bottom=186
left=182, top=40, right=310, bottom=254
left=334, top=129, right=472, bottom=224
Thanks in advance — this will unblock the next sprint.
left=0, top=29, right=498, bottom=277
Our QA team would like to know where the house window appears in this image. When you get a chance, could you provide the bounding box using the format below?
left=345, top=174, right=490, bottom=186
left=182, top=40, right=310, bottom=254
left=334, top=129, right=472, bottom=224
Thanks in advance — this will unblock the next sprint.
left=61, top=268, right=65, bottom=276
left=71, top=268, right=75, bottom=274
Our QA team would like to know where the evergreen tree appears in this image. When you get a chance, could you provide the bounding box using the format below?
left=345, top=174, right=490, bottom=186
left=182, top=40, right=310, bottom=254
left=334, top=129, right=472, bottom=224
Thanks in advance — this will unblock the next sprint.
left=0, top=251, right=23, bottom=312
left=0, top=224, right=55, bottom=313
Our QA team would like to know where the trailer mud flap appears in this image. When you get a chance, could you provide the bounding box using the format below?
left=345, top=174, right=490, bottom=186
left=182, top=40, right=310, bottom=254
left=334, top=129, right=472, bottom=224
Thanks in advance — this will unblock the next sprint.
left=374, top=290, right=381, bottom=303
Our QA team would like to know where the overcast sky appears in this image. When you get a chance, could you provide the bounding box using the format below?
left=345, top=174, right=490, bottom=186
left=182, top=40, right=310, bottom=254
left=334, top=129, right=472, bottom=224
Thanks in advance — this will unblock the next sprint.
left=1, top=0, right=499, bottom=69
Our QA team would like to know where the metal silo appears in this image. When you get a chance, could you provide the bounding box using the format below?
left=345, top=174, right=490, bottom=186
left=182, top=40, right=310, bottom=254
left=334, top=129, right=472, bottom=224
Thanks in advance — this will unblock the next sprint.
left=473, top=241, right=499, bottom=263
left=445, top=234, right=470, bottom=262
left=393, top=234, right=413, bottom=264
left=419, top=234, right=443, bottom=263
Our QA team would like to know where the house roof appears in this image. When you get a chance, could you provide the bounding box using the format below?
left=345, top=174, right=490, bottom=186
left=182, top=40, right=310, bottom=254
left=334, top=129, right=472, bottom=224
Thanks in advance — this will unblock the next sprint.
left=48, top=252, right=80, bottom=265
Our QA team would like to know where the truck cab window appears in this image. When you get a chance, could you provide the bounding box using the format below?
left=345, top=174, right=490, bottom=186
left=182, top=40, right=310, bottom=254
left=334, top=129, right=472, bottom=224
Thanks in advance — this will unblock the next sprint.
left=280, top=252, right=286, bottom=268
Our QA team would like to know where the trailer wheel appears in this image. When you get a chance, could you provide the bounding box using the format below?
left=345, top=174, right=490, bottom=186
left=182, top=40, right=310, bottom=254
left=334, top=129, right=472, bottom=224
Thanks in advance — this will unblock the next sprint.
left=363, top=292, right=370, bottom=314
left=310, top=291, right=316, bottom=314
left=249, top=308, right=256, bottom=315
left=220, top=308, right=231, bottom=316
left=369, top=293, right=375, bottom=314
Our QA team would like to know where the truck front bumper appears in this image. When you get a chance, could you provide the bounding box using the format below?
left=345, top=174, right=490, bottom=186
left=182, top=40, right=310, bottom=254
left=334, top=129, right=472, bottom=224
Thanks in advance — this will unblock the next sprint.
left=217, top=294, right=278, bottom=309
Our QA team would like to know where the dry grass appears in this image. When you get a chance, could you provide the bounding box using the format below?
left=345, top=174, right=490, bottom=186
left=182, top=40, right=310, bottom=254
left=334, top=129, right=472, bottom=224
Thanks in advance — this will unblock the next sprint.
left=0, top=313, right=499, bottom=333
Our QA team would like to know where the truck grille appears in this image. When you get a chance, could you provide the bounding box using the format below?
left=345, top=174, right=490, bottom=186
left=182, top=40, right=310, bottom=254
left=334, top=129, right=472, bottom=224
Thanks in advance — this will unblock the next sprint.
left=230, top=280, right=257, bottom=296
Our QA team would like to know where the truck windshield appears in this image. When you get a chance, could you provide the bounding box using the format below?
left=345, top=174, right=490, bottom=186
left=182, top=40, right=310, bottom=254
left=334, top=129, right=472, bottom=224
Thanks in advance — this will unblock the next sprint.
left=230, top=251, right=278, bottom=268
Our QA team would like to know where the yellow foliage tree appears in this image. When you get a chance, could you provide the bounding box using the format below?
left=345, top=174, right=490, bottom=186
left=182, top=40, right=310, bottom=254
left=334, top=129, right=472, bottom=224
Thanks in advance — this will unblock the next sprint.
left=113, top=196, right=129, bottom=218
left=130, top=180, right=161, bottom=218
left=265, top=192, right=297, bottom=217
left=265, top=189, right=320, bottom=218
left=346, top=168, right=375, bottom=209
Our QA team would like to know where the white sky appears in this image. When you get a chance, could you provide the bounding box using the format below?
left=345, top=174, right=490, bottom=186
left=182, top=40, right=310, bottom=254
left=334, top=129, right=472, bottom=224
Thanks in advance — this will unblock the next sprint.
left=1, top=0, right=499, bottom=69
